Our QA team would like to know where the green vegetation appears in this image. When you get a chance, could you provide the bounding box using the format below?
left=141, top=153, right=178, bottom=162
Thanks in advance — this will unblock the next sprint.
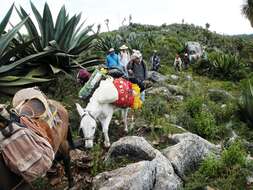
left=0, top=2, right=101, bottom=91
left=2, top=1, right=253, bottom=189
left=185, top=141, right=253, bottom=190
left=194, top=52, right=247, bottom=81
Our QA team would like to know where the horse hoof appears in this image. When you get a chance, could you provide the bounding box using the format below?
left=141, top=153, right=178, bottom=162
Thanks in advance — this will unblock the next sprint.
left=124, top=128, right=128, bottom=133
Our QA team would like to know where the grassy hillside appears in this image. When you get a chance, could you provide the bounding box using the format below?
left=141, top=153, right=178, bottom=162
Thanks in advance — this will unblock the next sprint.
left=2, top=23, right=253, bottom=189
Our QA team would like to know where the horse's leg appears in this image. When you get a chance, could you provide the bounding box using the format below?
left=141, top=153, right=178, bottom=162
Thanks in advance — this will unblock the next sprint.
left=122, top=108, right=129, bottom=132
left=101, top=112, right=113, bottom=148
left=59, top=140, right=74, bottom=188
left=15, top=181, right=31, bottom=190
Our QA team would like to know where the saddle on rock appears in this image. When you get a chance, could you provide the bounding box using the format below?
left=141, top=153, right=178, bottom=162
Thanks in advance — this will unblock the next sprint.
left=0, top=87, right=61, bottom=182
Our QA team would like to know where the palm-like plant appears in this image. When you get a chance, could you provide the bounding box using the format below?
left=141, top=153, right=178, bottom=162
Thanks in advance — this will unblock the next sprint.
left=242, top=0, right=253, bottom=27
left=0, top=2, right=101, bottom=90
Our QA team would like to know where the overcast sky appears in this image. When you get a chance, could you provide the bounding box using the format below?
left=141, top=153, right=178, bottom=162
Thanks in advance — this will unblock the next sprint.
left=1, top=0, right=252, bottom=35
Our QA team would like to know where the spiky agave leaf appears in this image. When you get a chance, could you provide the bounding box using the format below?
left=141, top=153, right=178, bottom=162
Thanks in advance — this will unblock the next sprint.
left=238, top=80, right=253, bottom=127
left=0, top=18, right=28, bottom=56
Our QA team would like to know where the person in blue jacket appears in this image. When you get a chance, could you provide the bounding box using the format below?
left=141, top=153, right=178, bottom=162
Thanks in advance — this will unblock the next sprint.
left=106, top=48, right=121, bottom=69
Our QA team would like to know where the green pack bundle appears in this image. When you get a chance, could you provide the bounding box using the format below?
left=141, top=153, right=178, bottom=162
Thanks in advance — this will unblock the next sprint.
left=78, top=69, right=105, bottom=99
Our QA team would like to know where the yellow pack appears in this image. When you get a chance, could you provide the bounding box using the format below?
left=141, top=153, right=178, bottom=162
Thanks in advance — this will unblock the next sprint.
left=131, top=83, right=142, bottom=109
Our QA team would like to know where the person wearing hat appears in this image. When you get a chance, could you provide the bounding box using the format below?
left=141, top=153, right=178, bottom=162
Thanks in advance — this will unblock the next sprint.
left=105, top=48, right=122, bottom=70
left=119, top=45, right=130, bottom=74
left=127, top=50, right=147, bottom=99
left=150, top=50, right=160, bottom=71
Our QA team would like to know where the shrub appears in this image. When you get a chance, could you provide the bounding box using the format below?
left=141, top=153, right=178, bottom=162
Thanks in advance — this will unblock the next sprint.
left=141, top=96, right=169, bottom=122
left=193, top=111, right=217, bottom=139
left=185, top=96, right=204, bottom=117
left=193, top=52, right=247, bottom=81
left=185, top=141, right=252, bottom=190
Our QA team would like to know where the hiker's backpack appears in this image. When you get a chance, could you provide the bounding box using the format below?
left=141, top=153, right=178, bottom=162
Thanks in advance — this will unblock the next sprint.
left=0, top=121, right=54, bottom=182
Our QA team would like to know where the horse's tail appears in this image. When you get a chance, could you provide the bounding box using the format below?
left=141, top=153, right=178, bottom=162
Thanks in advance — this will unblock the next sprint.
left=67, top=128, right=75, bottom=150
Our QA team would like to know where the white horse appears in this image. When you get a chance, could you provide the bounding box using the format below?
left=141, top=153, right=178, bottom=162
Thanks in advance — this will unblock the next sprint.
left=76, top=85, right=129, bottom=148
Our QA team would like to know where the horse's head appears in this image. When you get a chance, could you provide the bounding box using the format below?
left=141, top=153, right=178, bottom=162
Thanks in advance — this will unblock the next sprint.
left=76, top=103, right=97, bottom=148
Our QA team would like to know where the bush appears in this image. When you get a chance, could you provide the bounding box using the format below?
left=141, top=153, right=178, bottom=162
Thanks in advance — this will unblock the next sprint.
left=141, top=96, right=169, bottom=122
left=193, top=111, right=217, bottom=139
left=208, top=101, right=237, bottom=124
left=185, top=96, right=204, bottom=117
left=193, top=52, right=247, bottom=81
left=185, top=141, right=252, bottom=190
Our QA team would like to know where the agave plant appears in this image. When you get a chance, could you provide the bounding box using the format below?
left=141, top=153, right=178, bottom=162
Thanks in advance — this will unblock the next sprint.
left=0, top=5, right=50, bottom=90
left=0, top=2, right=101, bottom=90
left=208, top=52, right=246, bottom=81
left=95, top=34, right=122, bottom=54
left=238, top=80, right=253, bottom=128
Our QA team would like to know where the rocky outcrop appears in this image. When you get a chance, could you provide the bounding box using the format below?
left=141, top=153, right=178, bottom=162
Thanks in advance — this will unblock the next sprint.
left=208, top=89, right=235, bottom=102
left=104, top=136, right=157, bottom=161
left=165, top=84, right=183, bottom=95
left=146, top=87, right=172, bottom=99
left=93, top=134, right=221, bottom=190
left=163, top=133, right=221, bottom=178
left=147, top=71, right=168, bottom=83
left=93, top=161, right=155, bottom=190
left=96, top=136, right=182, bottom=190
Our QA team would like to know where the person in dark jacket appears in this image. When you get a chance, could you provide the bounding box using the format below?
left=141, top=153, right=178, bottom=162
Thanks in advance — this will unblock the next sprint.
left=150, top=50, right=160, bottom=71
left=127, top=50, right=147, bottom=93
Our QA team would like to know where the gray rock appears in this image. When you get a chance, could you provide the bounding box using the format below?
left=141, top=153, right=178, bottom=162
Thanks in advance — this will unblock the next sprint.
left=104, top=136, right=157, bottom=162
left=92, top=161, right=155, bottom=190
left=101, top=136, right=182, bottom=190
left=168, top=95, right=184, bottom=102
left=163, top=133, right=221, bottom=178
left=151, top=154, right=182, bottom=190
left=165, top=84, right=183, bottom=95
left=147, top=71, right=168, bottom=83
left=185, top=75, right=192, bottom=81
left=146, top=87, right=172, bottom=98
left=208, top=89, right=234, bottom=102
left=170, top=74, right=179, bottom=81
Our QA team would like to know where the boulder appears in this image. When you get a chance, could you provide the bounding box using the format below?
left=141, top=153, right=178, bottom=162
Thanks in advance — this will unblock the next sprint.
left=207, top=89, right=234, bottom=102
left=170, top=74, right=179, bottom=81
left=163, top=133, right=221, bottom=178
left=104, top=136, right=157, bottom=161
left=185, top=75, right=193, bottom=81
left=151, top=154, right=182, bottom=190
left=146, top=87, right=172, bottom=99
left=92, top=161, right=155, bottom=190
left=168, top=95, right=184, bottom=102
left=99, top=136, right=182, bottom=190
left=165, top=84, right=183, bottom=95
left=147, top=71, right=168, bottom=83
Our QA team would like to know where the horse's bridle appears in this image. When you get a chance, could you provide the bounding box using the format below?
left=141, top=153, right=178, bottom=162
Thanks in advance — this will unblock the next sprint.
left=80, top=110, right=99, bottom=141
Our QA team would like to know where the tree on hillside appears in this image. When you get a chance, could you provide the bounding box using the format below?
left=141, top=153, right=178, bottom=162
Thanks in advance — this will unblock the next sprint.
left=105, top=19, right=110, bottom=31
left=242, top=0, right=253, bottom=27
left=205, top=23, right=210, bottom=30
